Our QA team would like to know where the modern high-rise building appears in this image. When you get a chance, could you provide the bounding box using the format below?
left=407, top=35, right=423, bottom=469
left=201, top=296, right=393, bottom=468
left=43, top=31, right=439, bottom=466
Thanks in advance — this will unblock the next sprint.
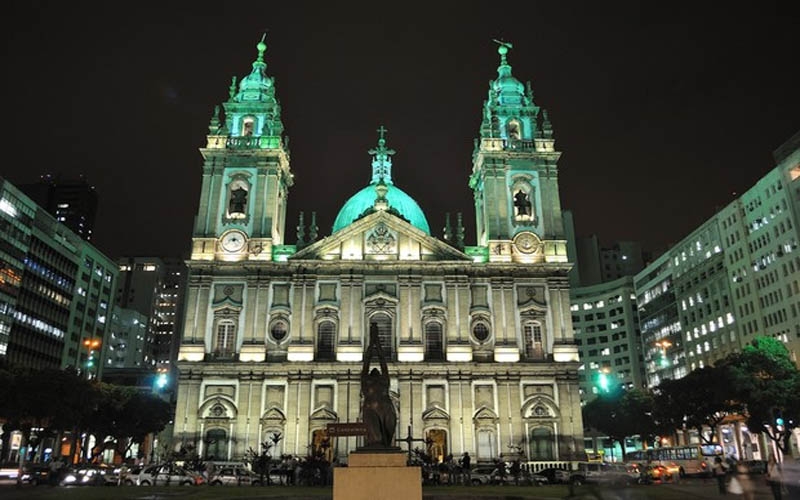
left=0, top=177, right=117, bottom=377
left=18, top=173, right=98, bottom=242
left=635, top=130, right=800, bottom=388
left=174, top=39, right=584, bottom=465
left=115, top=256, right=188, bottom=372
left=571, top=276, right=645, bottom=403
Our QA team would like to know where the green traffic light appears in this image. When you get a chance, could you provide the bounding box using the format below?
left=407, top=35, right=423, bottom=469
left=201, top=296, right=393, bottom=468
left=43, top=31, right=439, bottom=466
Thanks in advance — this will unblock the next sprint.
left=776, top=417, right=785, bottom=426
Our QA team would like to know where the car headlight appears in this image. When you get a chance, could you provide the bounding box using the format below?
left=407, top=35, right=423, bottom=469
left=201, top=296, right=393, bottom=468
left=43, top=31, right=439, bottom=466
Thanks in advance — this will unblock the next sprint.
left=63, top=474, right=77, bottom=483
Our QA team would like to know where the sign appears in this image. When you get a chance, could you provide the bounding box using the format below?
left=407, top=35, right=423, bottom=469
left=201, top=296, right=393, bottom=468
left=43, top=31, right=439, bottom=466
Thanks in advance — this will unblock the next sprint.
left=326, top=423, right=368, bottom=437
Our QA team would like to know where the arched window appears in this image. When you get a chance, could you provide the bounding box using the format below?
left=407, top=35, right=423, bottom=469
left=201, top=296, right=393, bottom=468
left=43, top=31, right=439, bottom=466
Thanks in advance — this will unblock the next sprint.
left=316, top=321, right=336, bottom=361
left=424, top=322, right=444, bottom=361
left=529, top=427, right=554, bottom=461
left=242, top=117, right=255, bottom=136
left=507, top=119, right=521, bottom=140
left=204, top=428, right=228, bottom=461
left=371, top=312, right=393, bottom=360
left=216, top=320, right=236, bottom=356
left=524, top=321, right=544, bottom=360
left=263, top=430, right=283, bottom=458
left=477, top=429, right=495, bottom=462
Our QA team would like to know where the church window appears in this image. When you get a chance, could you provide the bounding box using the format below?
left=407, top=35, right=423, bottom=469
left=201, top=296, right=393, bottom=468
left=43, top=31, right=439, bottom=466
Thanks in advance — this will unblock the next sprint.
left=506, top=119, right=521, bottom=141
left=523, top=321, right=544, bottom=360
left=242, top=117, right=255, bottom=136
left=477, top=429, right=495, bottom=461
left=529, top=427, right=554, bottom=460
left=472, top=321, right=490, bottom=343
left=316, top=321, right=336, bottom=360
left=226, top=177, right=250, bottom=220
left=370, top=312, right=393, bottom=360
left=424, top=321, right=444, bottom=361
left=514, top=189, right=533, bottom=218
left=204, top=428, right=228, bottom=461
left=269, top=319, right=288, bottom=343
left=215, top=320, right=236, bottom=356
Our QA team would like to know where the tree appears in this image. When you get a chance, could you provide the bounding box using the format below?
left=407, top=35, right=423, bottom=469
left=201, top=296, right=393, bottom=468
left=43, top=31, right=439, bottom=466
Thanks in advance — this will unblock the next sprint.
left=583, top=389, right=658, bottom=460
left=245, top=432, right=283, bottom=485
left=87, top=384, right=172, bottom=462
left=724, top=336, right=800, bottom=455
left=654, top=365, right=743, bottom=445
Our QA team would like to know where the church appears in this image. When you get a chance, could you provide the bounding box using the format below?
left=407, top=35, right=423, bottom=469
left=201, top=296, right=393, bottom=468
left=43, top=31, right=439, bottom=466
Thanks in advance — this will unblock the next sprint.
left=174, top=37, right=584, bottom=465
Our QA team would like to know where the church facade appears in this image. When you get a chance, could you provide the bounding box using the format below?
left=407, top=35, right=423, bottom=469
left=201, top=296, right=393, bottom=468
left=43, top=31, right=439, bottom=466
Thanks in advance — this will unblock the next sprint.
left=174, top=39, right=584, bottom=465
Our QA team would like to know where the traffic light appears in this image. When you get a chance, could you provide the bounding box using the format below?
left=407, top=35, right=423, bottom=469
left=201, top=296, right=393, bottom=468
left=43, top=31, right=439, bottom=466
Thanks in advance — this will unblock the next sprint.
left=597, top=372, right=610, bottom=393
left=155, top=373, right=168, bottom=390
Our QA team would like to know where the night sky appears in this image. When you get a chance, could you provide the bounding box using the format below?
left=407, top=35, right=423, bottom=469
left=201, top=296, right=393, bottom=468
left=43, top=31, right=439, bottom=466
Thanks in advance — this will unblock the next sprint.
left=4, top=2, right=799, bottom=260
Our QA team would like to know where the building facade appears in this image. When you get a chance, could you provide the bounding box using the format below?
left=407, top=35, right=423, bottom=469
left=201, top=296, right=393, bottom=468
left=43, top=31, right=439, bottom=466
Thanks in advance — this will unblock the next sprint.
left=0, top=177, right=117, bottom=377
left=116, top=256, right=188, bottom=372
left=18, top=173, right=98, bottom=242
left=174, top=40, right=583, bottom=465
left=571, top=276, right=644, bottom=403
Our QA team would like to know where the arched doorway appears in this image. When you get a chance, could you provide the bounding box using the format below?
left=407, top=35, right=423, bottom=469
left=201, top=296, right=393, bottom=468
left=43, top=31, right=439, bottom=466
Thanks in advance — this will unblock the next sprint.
left=426, top=429, right=447, bottom=463
left=529, top=427, right=554, bottom=461
left=204, top=428, right=228, bottom=461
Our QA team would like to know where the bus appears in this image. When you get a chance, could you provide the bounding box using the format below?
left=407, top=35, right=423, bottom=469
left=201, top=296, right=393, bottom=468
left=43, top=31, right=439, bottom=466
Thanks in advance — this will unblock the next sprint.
left=625, top=444, right=723, bottom=477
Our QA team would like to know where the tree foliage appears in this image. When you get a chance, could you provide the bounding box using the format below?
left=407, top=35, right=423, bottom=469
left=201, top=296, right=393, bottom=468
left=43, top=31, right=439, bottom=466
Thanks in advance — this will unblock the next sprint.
left=723, top=336, right=800, bottom=454
left=0, top=361, right=172, bottom=462
left=653, top=365, right=744, bottom=444
left=582, top=388, right=658, bottom=459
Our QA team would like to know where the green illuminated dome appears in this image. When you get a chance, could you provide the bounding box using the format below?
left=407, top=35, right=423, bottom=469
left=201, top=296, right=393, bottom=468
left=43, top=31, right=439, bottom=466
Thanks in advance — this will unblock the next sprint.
left=332, top=128, right=431, bottom=235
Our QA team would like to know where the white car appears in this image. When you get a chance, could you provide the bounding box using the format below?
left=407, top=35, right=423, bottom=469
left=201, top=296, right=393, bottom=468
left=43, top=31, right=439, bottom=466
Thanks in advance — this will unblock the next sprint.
left=209, top=465, right=263, bottom=486
left=137, top=464, right=203, bottom=486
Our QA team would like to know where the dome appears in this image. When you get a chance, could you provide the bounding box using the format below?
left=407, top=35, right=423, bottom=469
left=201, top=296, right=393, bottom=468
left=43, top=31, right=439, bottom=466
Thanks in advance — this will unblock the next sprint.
left=332, top=183, right=431, bottom=235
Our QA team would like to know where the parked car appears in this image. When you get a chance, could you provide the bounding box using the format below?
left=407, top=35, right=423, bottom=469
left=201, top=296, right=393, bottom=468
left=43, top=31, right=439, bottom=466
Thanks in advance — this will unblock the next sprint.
left=137, top=464, right=204, bottom=486
left=209, top=465, right=263, bottom=486
left=537, top=467, right=571, bottom=484
left=570, top=462, right=637, bottom=486
left=470, top=466, right=497, bottom=485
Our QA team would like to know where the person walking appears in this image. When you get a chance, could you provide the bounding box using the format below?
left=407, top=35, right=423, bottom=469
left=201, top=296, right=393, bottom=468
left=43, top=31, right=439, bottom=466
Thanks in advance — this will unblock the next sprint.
left=766, top=455, right=783, bottom=500
left=713, top=456, right=728, bottom=495
left=461, top=452, right=471, bottom=485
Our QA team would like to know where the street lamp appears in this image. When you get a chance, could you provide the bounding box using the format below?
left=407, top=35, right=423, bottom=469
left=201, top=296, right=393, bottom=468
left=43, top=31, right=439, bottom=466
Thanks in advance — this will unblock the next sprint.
left=654, top=340, right=672, bottom=368
left=83, top=338, right=101, bottom=378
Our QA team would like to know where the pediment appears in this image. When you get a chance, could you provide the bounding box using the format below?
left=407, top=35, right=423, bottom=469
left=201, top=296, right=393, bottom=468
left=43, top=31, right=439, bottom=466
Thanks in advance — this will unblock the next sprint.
left=422, top=406, right=450, bottom=422
left=291, top=211, right=470, bottom=262
left=261, top=406, right=286, bottom=424
left=473, top=405, right=499, bottom=422
left=521, top=395, right=560, bottom=419
left=309, top=406, right=338, bottom=422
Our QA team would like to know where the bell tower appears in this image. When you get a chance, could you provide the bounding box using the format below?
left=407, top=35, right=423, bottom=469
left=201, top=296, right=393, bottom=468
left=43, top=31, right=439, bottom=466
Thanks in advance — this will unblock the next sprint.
left=191, top=36, right=293, bottom=262
left=469, top=41, right=566, bottom=263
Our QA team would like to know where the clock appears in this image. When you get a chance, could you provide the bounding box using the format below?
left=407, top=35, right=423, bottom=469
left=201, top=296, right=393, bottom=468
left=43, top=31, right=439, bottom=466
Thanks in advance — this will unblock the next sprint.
left=221, top=230, right=247, bottom=253
left=513, top=231, right=541, bottom=255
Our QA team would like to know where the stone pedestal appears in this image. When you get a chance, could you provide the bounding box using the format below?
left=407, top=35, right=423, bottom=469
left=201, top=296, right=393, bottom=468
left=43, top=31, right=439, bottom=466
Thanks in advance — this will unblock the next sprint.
left=334, top=451, right=421, bottom=500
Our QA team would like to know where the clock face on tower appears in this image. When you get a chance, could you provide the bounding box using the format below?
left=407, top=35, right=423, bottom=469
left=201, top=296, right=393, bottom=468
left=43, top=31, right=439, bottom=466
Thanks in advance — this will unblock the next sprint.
left=220, top=230, right=247, bottom=253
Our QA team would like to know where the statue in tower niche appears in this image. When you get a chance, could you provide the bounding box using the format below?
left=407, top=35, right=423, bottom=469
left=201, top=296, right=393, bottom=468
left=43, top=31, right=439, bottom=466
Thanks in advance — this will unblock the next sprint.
left=229, top=186, right=248, bottom=215
left=360, top=322, right=397, bottom=449
left=514, top=190, right=532, bottom=217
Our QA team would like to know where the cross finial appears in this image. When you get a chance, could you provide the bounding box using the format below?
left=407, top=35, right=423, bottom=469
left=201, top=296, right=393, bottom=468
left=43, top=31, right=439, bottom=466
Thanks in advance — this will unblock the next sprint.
left=377, top=125, right=388, bottom=141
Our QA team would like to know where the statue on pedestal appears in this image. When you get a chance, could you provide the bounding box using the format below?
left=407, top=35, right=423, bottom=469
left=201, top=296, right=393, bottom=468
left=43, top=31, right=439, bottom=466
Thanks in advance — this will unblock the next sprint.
left=360, top=322, right=397, bottom=449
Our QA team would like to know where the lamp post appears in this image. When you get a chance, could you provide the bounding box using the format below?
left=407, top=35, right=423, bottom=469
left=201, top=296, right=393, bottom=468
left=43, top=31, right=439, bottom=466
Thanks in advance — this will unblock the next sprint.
left=83, top=337, right=101, bottom=379
left=654, top=340, right=672, bottom=368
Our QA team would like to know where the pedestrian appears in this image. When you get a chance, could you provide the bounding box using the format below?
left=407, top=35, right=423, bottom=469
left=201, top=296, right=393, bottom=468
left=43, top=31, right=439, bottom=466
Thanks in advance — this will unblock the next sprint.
left=735, top=463, right=754, bottom=500
left=713, top=456, right=728, bottom=495
left=461, top=452, right=471, bottom=485
left=766, top=455, right=783, bottom=500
